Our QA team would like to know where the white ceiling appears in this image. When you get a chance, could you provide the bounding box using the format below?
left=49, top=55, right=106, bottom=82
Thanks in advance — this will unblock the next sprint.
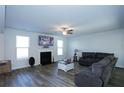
left=0, top=5, right=124, bottom=36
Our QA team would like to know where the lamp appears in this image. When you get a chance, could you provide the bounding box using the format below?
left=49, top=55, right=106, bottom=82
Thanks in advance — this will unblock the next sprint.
left=74, top=49, right=78, bottom=53
left=73, top=49, right=78, bottom=62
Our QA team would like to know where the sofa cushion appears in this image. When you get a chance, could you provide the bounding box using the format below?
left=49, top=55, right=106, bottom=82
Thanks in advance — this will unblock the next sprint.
left=92, top=66, right=103, bottom=77
left=95, top=53, right=106, bottom=58
left=82, top=52, right=96, bottom=58
left=79, top=58, right=97, bottom=66
left=107, top=55, right=114, bottom=61
left=95, top=53, right=112, bottom=59
left=101, top=63, right=113, bottom=86
left=75, top=70, right=103, bottom=87
left=94, top=58, right=102, bottom=63
left=92, top=57, right=110, bottom=77
left=94, top=57, right=110, bottom=66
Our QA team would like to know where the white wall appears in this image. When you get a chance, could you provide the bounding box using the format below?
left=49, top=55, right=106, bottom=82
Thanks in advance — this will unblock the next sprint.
left=0, top=6, right=5, bottom=60
left=0, top=33, right=4, bottom=60
left=4, top=28, right=67, bottom=70
left=67, top=29, right=124, bottom=68
left=4, top=27, right=124, bottom=69
left=0, top=5, right=5, bottom=32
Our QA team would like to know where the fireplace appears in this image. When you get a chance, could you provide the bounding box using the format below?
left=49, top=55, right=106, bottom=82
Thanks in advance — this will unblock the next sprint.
left=40, top=51, right=52, bottom=65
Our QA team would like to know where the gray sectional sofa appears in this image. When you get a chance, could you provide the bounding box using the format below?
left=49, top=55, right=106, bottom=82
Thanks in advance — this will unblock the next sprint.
left=75, top=54, right=117, bottom=87
left=78, top=52, right=114, bottom=66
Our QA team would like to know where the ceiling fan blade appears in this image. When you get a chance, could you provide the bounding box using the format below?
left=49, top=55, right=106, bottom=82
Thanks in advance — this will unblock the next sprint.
left=68, top=29, right=73, bottom=32
left=68, top=32, right=73, bottom=34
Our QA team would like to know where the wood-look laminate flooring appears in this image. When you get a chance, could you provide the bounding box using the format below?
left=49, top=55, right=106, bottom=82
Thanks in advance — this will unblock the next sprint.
left=0, top=62, right=124, bottom=87
left=0, top=63, right=74, bottom=87
left=108, top=67, right=124, bottom=87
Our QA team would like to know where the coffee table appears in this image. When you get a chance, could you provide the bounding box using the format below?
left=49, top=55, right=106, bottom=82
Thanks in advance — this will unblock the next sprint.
left=58, top=60, right=74, bottom=72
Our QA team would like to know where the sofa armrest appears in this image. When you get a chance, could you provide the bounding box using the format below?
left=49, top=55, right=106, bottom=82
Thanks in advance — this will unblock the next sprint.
left=75, top=70, right=103, bottom=87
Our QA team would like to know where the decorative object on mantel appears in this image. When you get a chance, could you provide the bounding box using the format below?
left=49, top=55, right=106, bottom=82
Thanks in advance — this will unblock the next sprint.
left=29, top=57, right=35, bottom=67
left=38, top=35, right=54, bottom=48
left=73, top=49, right=78, bottom=62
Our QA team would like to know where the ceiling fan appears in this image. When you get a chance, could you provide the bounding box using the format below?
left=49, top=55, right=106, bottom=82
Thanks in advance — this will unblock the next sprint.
left=56, top=25, right=74, bottom=35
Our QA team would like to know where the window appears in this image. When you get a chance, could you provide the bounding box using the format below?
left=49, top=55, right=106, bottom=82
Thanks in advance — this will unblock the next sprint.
left=16, top=36, right=29, bottom=59
left=57, top=40, right=63, bottom=55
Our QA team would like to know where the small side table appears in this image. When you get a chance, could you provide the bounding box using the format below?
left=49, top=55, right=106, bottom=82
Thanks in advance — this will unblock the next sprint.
left=0, top=60, right=11, bottom=74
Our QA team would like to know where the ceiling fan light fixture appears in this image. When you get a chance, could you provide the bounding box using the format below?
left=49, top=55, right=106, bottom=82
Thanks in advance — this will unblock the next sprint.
left=56, top=24, right=74, bottom=35
left=62, top=31, right=67, bottom=35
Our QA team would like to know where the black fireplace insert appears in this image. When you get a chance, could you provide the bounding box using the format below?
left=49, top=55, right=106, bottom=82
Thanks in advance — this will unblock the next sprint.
left=40, top=52, right=52, bottom=65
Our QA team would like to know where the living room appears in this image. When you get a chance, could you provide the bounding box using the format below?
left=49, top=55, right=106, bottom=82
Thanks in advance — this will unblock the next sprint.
left=0, top=5, right=124, bottom=88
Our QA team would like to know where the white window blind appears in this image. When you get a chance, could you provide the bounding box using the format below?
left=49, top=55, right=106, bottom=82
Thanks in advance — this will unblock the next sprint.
left=16, top=36, right=29, bottom=59
left=57, top=40, right=63, bottom=55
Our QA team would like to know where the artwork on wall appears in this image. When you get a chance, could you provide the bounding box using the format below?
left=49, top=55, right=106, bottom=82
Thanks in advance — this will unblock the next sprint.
left=38, top=35, right=54, bottom=48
